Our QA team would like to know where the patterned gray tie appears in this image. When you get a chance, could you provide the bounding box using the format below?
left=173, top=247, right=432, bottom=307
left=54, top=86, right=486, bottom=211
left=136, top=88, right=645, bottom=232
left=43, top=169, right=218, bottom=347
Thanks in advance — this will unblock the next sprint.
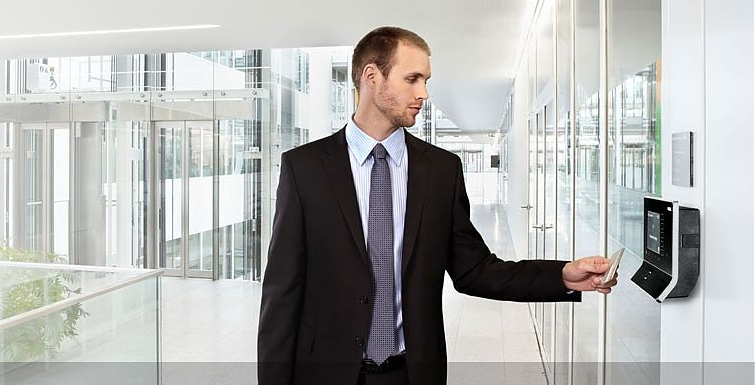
left=366, top=143, right=396, bottom=364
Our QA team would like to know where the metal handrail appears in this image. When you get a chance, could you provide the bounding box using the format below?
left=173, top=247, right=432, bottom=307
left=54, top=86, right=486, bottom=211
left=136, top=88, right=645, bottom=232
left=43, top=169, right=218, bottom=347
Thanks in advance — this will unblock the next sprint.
left=0, top=262, right=162, bottom=331
left=0, top=260, right=153, bottom=273
left=0, top=88, right=270, bottom=104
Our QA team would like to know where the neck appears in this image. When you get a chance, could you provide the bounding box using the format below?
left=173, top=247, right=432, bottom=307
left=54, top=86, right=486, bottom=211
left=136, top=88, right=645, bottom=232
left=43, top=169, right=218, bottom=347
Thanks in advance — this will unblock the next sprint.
left=353, top=106, right=398, bottom=142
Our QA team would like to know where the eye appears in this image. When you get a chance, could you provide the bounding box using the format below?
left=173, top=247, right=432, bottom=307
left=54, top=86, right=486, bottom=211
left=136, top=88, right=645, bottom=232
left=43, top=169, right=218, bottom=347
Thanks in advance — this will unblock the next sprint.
left=406, top=77, right=417, bottom=83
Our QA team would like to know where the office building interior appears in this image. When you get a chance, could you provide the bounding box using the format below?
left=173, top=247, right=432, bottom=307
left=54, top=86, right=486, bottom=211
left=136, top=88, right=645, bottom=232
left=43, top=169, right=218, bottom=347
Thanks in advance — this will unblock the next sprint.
left=0, top=0, right=753, bottom=384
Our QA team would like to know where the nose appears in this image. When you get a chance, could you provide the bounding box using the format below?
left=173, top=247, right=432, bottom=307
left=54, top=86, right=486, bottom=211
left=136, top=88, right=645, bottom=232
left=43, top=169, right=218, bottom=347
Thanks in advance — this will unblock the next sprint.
left=416, top=82, right=428, bottom=101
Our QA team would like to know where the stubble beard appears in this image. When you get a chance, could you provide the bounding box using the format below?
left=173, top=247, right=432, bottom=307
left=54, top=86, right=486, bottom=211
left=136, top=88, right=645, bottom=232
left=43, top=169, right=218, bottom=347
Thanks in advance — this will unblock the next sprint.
left=376, top=85, right=416, bottom=129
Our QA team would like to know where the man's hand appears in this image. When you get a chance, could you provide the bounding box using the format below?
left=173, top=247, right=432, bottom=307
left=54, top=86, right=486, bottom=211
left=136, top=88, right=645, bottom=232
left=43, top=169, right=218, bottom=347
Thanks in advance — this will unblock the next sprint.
left=562, top=256, right=618, bottom=294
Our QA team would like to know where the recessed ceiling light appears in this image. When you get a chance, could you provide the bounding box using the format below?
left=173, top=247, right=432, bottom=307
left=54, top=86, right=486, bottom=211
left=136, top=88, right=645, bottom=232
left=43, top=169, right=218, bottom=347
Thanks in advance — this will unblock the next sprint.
left=0, top=25, right=220, bottom=40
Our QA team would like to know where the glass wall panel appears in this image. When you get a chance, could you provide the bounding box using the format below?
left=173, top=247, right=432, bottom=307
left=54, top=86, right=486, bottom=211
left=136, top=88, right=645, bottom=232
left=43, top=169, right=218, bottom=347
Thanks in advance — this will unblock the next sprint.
left=0, top=263, right=160, bottom=385
left=573, top=0, right=602, bottom=383
left=529, top=44, right=538, bottom=107
left=542, top=98, right=557, bottom=377
left=537, top=0, right=555, bottom=97
left=218, top=119, right=262, bottom=280
left=606, top=1, right=662, bottom=384
left=71, top=122, right=107, bottom=266
left=187, top=121, right=214, bottom=274
left=1, top=47, right=336, bottom=281
left=0, top=121, right=13, bottom=245
left=22, top=58, right=73, bottom=95
left=554, top=0, right=574, bottom=384
left=157, top=121, right=184, bottom=271
left=51, top=125, right=70, bottom=261
left=536, top=1, right=558, bottom=375
left=21, top=125, right=44, bottom=252
left=533, top=111, right=545, bottom=338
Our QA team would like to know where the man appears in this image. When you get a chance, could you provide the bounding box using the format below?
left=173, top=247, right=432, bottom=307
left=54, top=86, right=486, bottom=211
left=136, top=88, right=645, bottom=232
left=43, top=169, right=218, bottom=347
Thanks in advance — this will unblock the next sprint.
left=258, top=26, right=617, bottom=385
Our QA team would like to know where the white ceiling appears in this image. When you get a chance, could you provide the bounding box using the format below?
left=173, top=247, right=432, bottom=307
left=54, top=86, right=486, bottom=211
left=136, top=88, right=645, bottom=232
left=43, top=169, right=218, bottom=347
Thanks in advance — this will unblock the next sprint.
left=0, top=0, right=533, bottom=132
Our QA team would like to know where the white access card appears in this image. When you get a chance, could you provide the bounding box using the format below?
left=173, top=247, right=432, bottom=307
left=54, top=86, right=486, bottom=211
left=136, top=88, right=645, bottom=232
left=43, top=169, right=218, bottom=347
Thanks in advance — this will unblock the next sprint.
left=601, top=248, right=625, bottom=285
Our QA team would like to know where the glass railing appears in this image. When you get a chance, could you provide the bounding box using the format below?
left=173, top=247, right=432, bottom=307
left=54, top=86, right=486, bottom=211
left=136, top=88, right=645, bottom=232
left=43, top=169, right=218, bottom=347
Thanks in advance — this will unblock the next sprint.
left=0, top=261, right=161, bottom=385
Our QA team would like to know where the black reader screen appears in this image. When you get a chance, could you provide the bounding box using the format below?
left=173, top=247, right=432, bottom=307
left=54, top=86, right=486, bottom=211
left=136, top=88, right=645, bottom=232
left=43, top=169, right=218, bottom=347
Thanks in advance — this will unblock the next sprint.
left=646, top=211, right=661, bottom=254
left=644, top=198, right=673, bottom=275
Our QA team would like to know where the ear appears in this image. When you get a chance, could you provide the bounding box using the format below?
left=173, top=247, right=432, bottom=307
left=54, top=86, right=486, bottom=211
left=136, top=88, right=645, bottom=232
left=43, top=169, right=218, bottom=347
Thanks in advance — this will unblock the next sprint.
left=362, top=63, right=380, bottom=89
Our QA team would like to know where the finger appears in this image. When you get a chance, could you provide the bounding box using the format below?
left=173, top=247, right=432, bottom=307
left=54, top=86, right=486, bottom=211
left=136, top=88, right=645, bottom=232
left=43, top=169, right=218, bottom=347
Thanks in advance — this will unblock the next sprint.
left=579, top=259, right=611, bottom=274
left=597, top=287, right=612, bottom=294
left=597, top=272, right=619, bottom=287
left=596, top=279, right=618, bottom=288
left=592, top=275, right=617, bottom=285
left=585, top=255, right=611, bottom=264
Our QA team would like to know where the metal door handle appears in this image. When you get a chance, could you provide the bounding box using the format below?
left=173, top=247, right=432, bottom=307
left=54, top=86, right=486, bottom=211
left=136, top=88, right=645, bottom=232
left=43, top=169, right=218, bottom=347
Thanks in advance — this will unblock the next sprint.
left=521, top=205, right=533, bottom=210
left=544, top=224, right=553, bottom=230
left=532, top=224, right=544, bottom=230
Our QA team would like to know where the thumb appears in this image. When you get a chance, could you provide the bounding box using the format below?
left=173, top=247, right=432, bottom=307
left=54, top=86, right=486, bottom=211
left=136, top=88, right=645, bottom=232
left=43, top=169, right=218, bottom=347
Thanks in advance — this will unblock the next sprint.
left=577, top=257, right=610, bottom=274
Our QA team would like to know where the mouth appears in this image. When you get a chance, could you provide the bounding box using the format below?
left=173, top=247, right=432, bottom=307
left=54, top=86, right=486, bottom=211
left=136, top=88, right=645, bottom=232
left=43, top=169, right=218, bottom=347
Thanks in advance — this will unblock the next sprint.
left=409, top=106, right=422, bottom=114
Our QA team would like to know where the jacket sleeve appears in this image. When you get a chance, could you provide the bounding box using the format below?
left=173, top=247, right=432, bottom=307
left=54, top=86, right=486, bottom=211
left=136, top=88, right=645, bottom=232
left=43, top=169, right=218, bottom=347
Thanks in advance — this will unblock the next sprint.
left=258, top=152, right=307, bottom=385
left=445, top=157, right=581, bottom=302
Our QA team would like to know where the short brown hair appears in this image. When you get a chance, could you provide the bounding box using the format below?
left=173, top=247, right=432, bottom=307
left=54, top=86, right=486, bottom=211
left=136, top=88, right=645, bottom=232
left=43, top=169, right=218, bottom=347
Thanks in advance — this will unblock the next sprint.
left=351, top=26, right=431, bottom=91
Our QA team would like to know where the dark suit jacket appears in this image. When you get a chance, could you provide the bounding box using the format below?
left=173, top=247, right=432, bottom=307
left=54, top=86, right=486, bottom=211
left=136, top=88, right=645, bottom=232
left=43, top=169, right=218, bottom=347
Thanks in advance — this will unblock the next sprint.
left=258, top=128, right=580, bottom=385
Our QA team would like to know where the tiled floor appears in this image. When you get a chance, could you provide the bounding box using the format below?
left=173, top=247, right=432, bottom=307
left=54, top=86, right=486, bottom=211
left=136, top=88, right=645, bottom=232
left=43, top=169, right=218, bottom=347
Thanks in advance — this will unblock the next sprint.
left=161, top=172, right=547, bottom=384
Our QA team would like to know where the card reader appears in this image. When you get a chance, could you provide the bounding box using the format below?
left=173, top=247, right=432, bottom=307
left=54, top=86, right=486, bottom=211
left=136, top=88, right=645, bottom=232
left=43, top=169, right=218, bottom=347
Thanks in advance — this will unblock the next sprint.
left=631, top=197, right=700, bottom=302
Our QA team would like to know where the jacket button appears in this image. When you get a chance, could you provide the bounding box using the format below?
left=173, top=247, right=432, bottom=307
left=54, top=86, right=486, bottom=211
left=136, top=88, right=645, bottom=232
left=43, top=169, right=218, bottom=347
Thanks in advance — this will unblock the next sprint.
left=360, top=296, right=369, bottom=304
left=355, top=337, right=365, bottom=347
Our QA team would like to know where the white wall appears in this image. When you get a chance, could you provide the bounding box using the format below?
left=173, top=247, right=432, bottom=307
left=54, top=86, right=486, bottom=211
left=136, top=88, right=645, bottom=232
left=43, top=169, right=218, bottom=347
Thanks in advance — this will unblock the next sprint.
left=661, top=1, right=754, bottom=384
left=701, top=0, right=754, bottom=366
left=659, top=0, right=706, bottom=370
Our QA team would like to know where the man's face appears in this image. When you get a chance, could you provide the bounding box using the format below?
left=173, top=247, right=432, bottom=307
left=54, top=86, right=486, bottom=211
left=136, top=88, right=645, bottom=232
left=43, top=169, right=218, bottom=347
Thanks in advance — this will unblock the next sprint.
left=372, top=43, right=431, bottom=128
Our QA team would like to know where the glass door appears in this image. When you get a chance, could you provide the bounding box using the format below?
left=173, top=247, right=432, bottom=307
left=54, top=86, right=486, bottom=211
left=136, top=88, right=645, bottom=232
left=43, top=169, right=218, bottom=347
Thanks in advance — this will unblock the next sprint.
left=528, top=110, right=546, bottom=339
left=529, top=103, right=558, bottom=370
left=527, top=116, right=539, bottom=262
left=155, top=120, right=215, bottom=279
left=13, top=122, right=70, bottom=259
left=100, top=120, right=149, bottom=269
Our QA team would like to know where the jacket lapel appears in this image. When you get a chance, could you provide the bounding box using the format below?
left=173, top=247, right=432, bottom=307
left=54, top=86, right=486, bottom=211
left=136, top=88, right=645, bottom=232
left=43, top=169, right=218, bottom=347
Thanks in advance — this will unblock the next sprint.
left=402, top=132, right=431, bottom=277
left=322, top=128, right=369, bottom=266
left=321, top=127, right=432, bottom=274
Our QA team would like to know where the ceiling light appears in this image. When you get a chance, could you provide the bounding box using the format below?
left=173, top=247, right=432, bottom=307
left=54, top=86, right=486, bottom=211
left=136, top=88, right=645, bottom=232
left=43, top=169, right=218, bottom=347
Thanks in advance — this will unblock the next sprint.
left=0, top=25, right=220, bottom=40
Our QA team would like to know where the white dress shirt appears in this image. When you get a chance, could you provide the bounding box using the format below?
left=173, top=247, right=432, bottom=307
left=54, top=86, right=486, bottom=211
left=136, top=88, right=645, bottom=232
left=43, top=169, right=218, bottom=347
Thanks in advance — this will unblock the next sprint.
left=345, top=118, right=407, bottom=355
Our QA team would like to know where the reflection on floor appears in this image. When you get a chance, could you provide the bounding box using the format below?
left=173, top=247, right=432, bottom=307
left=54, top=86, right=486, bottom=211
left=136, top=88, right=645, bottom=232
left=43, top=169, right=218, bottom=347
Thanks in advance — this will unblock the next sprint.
left=161, top=171, right=547, bottom=385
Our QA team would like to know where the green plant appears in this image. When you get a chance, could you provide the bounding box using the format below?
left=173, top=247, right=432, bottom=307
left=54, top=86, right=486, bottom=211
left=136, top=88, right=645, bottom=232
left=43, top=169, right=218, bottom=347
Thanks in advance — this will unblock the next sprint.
left=1, top=247, right=88, bottom=361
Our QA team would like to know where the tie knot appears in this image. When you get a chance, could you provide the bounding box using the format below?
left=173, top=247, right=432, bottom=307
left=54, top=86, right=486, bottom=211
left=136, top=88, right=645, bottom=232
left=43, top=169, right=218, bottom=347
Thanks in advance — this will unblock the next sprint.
left=372, top=143, right=388, bottom=160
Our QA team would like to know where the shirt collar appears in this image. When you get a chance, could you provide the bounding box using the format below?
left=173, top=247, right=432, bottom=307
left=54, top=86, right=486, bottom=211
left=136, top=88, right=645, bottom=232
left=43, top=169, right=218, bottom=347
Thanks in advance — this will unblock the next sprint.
left=345, top=116, right=406, bottom=167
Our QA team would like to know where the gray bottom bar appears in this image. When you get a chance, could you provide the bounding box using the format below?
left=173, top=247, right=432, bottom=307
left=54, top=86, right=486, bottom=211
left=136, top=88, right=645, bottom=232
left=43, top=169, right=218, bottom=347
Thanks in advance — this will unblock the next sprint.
left=1, top=362, right=753, bottom=385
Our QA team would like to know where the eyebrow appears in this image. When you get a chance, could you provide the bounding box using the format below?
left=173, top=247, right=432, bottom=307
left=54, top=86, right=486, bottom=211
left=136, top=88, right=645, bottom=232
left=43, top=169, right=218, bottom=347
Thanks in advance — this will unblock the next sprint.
left=406, top=72, right=431, bottom=79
